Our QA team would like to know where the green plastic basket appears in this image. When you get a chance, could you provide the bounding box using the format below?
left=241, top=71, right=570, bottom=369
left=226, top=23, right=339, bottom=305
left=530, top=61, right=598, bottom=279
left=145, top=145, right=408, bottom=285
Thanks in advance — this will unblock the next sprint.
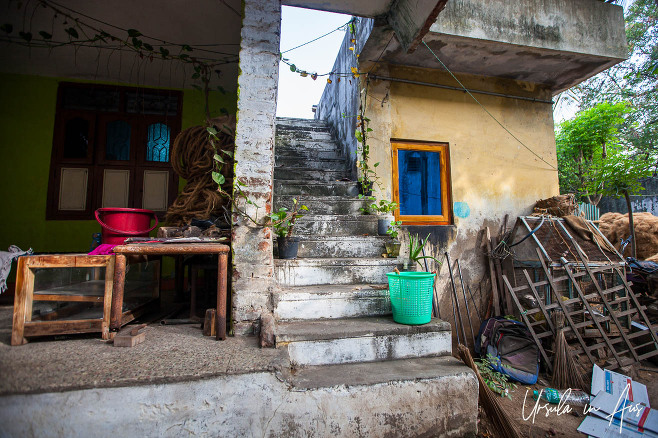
left=386, top=271, right=436, bottom=325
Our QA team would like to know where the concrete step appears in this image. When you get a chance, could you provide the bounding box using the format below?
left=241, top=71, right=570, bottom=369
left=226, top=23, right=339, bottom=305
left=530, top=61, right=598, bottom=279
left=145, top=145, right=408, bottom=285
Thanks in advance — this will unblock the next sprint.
left=275, top=156, right=348, bottom=171
left=274, top=168, right=348, bottom=182
left=274, top=180, right=359, bottom=197
left=275, top=148, right=343, bottom=161
left=282, top=356, right=478, bottom=437
left=275, top=257, right=400, bottom=286
left=293, top=214, right=379, bottom=236
left=275, top=235, right=388, bottom=258
left=276, top=317, right=452, bottom=367
left=274, top=196, right=370, bottom=215
left=276, top=117, right=330, bottom=132
left=273, top=284, right=391, bottom=320
left=275, top=138, right=339, bottom=151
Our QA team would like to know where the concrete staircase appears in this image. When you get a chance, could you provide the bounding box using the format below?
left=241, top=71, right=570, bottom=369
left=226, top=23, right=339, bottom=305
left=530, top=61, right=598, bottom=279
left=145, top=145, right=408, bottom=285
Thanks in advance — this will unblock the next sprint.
left=271, top=117, right=477, bottom=437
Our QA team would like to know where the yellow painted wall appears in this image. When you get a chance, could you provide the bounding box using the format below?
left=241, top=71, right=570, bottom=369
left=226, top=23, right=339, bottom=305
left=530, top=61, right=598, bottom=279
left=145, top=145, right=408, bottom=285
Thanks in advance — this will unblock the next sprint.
left=367, top=65, right=559, bottom=234
left=0, top=73, right=235, bottom=278
left=363, top=64, right=559, bottom=324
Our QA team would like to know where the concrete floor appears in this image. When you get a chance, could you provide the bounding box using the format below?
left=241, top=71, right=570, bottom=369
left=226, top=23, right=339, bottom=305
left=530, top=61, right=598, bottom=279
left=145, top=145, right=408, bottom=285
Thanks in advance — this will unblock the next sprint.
left=0, top=305, right=288, bottom=396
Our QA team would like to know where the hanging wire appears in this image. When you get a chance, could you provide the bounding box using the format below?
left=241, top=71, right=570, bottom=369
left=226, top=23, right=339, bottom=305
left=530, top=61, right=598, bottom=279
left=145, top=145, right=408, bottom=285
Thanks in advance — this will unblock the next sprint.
left=281, top=19, right=352, bottom=54
left=421, top=40, right=558, bottom=171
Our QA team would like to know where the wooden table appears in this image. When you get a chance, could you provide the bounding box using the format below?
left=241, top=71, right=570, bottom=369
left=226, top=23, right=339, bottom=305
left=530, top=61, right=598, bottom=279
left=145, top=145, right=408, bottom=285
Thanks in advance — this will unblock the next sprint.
left=111, top=243, right=230, bottom=340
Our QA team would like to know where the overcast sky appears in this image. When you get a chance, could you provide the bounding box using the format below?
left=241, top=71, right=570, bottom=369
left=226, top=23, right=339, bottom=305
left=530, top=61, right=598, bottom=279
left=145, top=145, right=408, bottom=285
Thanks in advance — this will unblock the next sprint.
left=276, top=6, right=351, bottom=119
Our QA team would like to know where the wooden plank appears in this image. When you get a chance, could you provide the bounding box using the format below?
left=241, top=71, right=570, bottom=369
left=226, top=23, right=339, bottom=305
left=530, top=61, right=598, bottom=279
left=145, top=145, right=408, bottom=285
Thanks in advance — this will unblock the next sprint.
left=484, top=227, right=500, bottom=316
left=203, top=309, right=216, bottom=337
left=114, top=243, right=230, bottom=255
left=23, top=320, right=102, bottom=336
left=501, top=255, right=515, bottom=316
left=536, top=248, right=597, bottom=366
left=110, top=254, right=127, bottom=331
left=613, top=266, right=658, bottom=351
left=102, top=255, right=115, bottom=340
left=217, top=253, right=228, bottom=341
left=573, top=245, right=640, bottom=363
left=32, top=294, right=103, bottom=303
left=11, top=257, right=31, bottom=346
left=563, top=264, right=625, bottom=367
left=24, top=254, right=111, bottom=268
left=119, top=299, right=159, bottom=327
left=503, top=274, right=553, bottom=372
left=522, top=269, right=555, bottom=335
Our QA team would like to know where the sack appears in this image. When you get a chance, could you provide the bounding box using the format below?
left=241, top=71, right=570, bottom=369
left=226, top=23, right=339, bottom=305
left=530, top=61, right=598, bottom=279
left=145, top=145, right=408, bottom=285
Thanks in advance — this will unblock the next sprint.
left=475, top=316, right=540, bottom=385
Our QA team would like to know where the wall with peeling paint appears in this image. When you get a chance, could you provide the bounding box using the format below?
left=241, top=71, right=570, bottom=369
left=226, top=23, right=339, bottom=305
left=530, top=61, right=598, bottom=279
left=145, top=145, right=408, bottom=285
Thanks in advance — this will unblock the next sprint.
left=360, top=63, right=559, bottom=324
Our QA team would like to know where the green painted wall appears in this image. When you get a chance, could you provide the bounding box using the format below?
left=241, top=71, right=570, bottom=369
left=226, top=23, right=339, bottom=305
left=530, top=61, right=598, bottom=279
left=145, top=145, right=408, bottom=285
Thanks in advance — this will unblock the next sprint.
left=0, top=72, right=236, bottom=258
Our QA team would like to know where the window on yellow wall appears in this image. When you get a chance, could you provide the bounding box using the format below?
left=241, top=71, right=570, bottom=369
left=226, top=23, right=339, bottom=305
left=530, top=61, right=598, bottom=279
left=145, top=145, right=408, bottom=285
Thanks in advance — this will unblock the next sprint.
left=391, top=141, right=452, bottom=225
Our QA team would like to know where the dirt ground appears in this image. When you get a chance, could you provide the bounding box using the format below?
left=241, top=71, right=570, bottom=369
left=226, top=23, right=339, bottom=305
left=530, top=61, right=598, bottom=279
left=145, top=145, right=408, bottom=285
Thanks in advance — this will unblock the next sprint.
left=476, top=364, right=658, bottom=438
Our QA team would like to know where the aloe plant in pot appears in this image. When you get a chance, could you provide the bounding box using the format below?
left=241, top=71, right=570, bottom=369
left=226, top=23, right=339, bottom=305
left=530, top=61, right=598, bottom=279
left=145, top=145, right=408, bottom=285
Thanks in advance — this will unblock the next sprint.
left=405, top=233, right=441, bottom=271
left=269, top=198, right=308, bottom=259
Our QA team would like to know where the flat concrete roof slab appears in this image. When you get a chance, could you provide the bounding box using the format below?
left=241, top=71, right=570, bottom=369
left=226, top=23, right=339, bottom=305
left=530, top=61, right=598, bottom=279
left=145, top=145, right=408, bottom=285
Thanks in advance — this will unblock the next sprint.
left=359, top=0, right=627, bottom=94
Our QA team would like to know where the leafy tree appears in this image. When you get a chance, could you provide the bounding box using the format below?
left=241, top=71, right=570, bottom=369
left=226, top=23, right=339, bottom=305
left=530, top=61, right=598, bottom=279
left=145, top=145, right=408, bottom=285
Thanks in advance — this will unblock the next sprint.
left=585, top=146, right=653, bottom=258
left=560, top=0, right=658, bottom=169
left=556, top=102, right=630, bottom=204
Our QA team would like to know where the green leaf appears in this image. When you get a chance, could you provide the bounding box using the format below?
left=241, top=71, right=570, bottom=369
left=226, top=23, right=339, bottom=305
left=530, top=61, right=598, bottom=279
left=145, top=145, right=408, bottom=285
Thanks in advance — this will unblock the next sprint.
left=191, top=72, right=200, bottom=79
left=289, top=64, right=296, bottom=72
left=206, top=126, right=218, bottom=136
left=159, top=47, right=170, bottom=57
left=373, top=162, right=380, bottom=167
left=1, top=23, right=13, bottom=34
left=181, top=44, right=193, bottom=51
left=213, top=153, right=224, bottom=163
left=127, top=29, right=142, bottom=37
left=18, top=31, right=32, bottom=42
left=300, top=205, right=309, bottom=211
left=212, top=171, right=225, bottom=185
left=38, top=31, right=52, bottom=39
left=64, top=27, right=78, bottom=39
left=222, top=150, right=233, bottom=158
left=143, top=43, right=153, bottom=51
left=131, top=37, right=142, bottom=48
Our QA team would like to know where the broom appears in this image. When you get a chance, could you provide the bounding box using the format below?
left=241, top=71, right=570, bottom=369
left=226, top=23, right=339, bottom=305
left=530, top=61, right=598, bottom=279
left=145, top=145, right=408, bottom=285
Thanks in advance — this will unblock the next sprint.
left=458, top=344, right=522, bottom=438
left=551, top=328, right=587, bottom=390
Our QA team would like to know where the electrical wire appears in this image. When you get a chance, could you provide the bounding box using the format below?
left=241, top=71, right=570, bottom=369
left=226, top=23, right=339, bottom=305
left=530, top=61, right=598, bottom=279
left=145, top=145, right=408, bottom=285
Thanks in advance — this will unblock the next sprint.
left=421, top=40, right=558, bottom=171
left=42, top=0, right=240, bottom=56
left=281, top=19, right=352, bottom=54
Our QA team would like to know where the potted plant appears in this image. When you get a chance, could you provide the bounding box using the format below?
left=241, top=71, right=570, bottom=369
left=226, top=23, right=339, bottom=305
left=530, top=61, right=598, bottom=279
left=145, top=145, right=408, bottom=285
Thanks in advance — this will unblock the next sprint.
left=385, top=220, right=402, bottom=257
left=366, top=199, right=397, bottom=235
left=269, top=198, right=308, bottom=259
left=405, top=233, right=441, bottom=271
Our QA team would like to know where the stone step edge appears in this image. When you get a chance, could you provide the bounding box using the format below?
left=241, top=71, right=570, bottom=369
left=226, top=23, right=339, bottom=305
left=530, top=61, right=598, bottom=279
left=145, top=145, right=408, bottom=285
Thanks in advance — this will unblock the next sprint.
left=273, top=284, right=389, bottom=299
left=275, top=317, right=450, bottom=344
left=282, top=356, right=476, bottom=390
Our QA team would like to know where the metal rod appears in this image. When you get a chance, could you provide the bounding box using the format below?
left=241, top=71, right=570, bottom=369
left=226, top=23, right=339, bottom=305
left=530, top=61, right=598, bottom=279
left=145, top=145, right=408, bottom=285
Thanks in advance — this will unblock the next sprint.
left=369, top=74, right=553, bottom=104
left=446, top=252, right=468, bottom=345
left=456, top=259, right=476, bottom=346
left=466, top=284, right=482, bottom=321
left=422, top=246, right=441, bottom=319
